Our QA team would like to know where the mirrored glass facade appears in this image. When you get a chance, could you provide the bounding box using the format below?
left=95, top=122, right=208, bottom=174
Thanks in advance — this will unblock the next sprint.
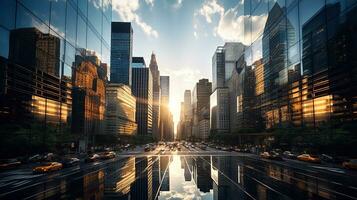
left=0, top=0, right=111, bottom=156
left=235, top=0, right=357, bottom=131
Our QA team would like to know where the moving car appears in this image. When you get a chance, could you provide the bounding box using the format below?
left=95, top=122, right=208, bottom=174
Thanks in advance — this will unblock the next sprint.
left=62, top=158, right=80, bottom=168
left=33, top=162, right=62, bottom=173
left=102, top=151, right=116, bottom=159
left=0, top=159, right=21, bottom=170
left=85, top=154, right=100, bottom=162
left=342, top=159, right=357, bottom=170
left=297, top=154, right=321, bottom=163
left=260, top=152, right=271, bottom=159
left=283, top=151, right=297, bottom=159
left=270, top=151, right=284, bottom=161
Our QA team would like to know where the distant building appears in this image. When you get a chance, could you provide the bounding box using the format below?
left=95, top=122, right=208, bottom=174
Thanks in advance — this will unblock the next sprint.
left=132, top=65, right=153, bottom=136
left=192, top=79, right=212, bottom=140
left=111, top=22, right=133, bottom=85
left=210, top=87, right=229, bottom=134
left=105, top=83, right=137, bottom=138
left=132, top=57, right=146, bottom=68
left=160, top=76, right=173, bottom=141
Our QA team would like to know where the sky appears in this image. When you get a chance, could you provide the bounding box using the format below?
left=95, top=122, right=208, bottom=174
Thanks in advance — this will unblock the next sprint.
left=111, top=0, right=256, bottom=131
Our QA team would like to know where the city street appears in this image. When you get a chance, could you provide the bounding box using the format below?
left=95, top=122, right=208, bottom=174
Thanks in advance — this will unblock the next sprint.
left=1, top=145, right=357, bottom=200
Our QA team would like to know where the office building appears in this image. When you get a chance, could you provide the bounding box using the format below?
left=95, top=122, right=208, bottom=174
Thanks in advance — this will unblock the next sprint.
left=0, top=0, right=111, bottom=156
left=160, top=76, right=173, bottom=141
left=105, top=83, right=137, bottom=138
left=149, top=52, right=161, bottom=140
left=132, top=65, right=153, bottom=136
left=111, top=22, right=132, bottom=85
left=192, top=79, right=212, bottom=140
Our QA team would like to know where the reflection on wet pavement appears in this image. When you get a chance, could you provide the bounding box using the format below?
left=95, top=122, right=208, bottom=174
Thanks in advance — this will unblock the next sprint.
left=1, top=155, right=357, bottom=200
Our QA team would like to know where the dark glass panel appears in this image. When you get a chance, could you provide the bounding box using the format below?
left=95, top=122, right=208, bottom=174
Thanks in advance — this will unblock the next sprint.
left=50, top=0, right=66, bottom=38
left=65, top=42, right=76, bottom=66
left=77, top=15, right=87, bottom=49
left=0, top=0, right=16, bottom=29
left=102, top=17, right=111, bottom=46
left=16, top=3, right=49, bottom=34
left=62, top=63, right=72, bottom=82
left=269, top=0, right=285, bottom=11
left=103, top=0, right=112, bottom=21
left=287, top=6, right=299, bottom=47
left=50, top=29, right=65, bottom=62
left=20, top=0, right=50, bottom=25
left=66, top=3, right=77, bottom=45
left=87, top=27, right=101, bottom=59
left=0, top=27, right=9, bottom=59
left=78, top=0, right=88, bottom=17
left=88, top=0, right=102, bottom=34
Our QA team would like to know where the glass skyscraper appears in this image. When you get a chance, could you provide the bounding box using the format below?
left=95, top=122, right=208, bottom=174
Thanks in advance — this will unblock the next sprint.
left=231, top=0, right=357, bottom=132
left=110, top=22, right=133, bottom=86
left=0, top=0, right=112, bottom=156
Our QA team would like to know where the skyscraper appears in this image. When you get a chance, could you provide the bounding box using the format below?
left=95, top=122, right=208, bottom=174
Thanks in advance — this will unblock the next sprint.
left=0, top=0, right=112, bottom=156
left=111, top=22, right=133, bottom=85
left=160, top=76, right=173, bottom=141
left=149, top=52, right=161, bottom=140
left=132, top=63, right=153, bottom=136
left=192, top=79, right=212, bottom=140
left=210, top=43, right=243, bottom=135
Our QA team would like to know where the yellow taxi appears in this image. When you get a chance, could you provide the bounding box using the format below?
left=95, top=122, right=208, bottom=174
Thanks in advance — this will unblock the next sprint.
left=297, top=154, right=321, bottom=163
left=33, top=162, right=63, bottom=173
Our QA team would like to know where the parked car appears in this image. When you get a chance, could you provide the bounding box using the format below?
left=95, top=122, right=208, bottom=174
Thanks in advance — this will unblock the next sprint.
left=0, top=159, right=21, bottom=170
left=85, top=154, right=100, bottom=163
left=297, top=154, right=321, bottom=163
left=342, top=159, right=357, bottom=170
left=62, top=158, right=80, bottom=168
left=283, top=151, right=297, bottom=159
left=33, top=162, right=62, bottom=173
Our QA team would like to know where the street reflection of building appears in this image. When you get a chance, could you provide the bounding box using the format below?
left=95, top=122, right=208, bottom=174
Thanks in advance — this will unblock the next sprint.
left=83, top=170, right=105, bottom=200
left=160, top=156, right=171, bottom=191
left=193, top=156, right=212, bottom=193
left=104, top=157, right=136, bottom=198
left=105, top=84, right=137, bottom=139
left=131, top=156, right=153, bottom=200
left=72, top=50, right=107, bottom=151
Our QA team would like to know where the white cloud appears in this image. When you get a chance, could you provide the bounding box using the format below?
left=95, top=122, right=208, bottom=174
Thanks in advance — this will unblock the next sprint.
left=193, top=31, right=198, bottom=39
left=112, top=0, right=159, bottom=38
left=145, top=0, right=154, bottom=7
left=194, top=1, right=267, bottom=45
left=173, top=0, right=183, bottom=9
left=196, top=0, right=224, bottom=23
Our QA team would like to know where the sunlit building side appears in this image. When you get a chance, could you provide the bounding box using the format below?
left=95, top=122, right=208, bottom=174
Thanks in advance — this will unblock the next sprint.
left=105, top=83, right=137, bottom=139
